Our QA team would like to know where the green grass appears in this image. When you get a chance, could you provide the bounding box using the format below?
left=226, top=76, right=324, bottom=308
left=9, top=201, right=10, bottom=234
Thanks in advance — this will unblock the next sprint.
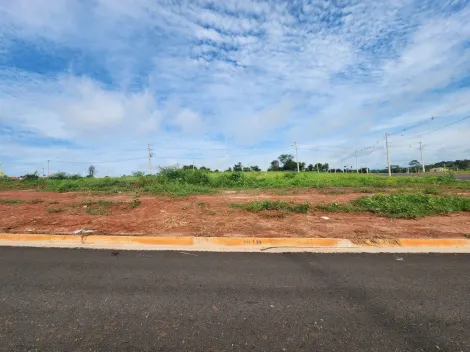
left=83, top=200, right=114, bottom=215
left=316, top=202, right=358, bottom=213
left=230, top=200, right=312, bottom=214
left=1, top=170, right=468, bottom=196
left=318, top=194, right=470, bottom=219
left=0, top=199, right=25, bottom=204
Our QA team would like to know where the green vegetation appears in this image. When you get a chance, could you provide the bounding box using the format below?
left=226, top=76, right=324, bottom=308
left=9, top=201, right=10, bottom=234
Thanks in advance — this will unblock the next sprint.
left=231, top=200, right=311, bottom=214
left=129, top=198, right=141, bottom=209
left=0, top=199, right=25, bottom=204
left=318, top=194, right=470, bottom=219
left=316, top=202, right=357, bottom=213
left=83, top=200, right=114, bottom=215
left=1, top=167, right=469, bottom=197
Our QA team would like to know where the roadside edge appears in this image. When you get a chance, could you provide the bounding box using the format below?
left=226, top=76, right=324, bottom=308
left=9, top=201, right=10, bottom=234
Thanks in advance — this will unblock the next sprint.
left=1, top=233, right=470, bottom=253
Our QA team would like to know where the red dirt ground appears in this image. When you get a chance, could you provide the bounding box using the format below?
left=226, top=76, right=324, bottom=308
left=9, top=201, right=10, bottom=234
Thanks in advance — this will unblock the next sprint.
left=1, top=190, right=469, bottom=239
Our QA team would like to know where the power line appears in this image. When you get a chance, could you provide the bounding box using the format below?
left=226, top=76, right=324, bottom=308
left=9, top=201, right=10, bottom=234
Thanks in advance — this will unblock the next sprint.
left=389, top=114, right=470, bottom=143
left=56, top=157, right=148, bottom=164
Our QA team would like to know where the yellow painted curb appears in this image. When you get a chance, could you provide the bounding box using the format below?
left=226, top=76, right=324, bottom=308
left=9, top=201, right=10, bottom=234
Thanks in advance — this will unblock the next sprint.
left=0, top=233, right=469, bottom=249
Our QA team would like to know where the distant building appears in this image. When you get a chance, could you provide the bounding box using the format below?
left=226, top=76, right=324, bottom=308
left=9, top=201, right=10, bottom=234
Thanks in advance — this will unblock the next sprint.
left=429, top=167, right=447, bottom=172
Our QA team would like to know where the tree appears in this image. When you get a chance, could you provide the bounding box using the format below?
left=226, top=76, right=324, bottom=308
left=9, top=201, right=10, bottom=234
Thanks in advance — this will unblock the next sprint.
left=250, top=165, right=261, bottom=172
left=268, top=160, right=280, bottom=171
left=199, top=166, right=211, bottom=172
left=282, top=159, right=298, bottom=171
left=307, top=164, right=314, bottom=172
left=409, top=160, right=420, bottom=173
left=314, top=163, right=323, bottom=172
left=225, top=167, right=232, bottom=172
left=242, top=167, right=252, bottom=172
left=131, top=171, right=145, bottom=177
left=278, top=154, right=294, bottom=166
left=88, top=165, right=96, bottom=178
left=233, top=162, right=243, bottom=172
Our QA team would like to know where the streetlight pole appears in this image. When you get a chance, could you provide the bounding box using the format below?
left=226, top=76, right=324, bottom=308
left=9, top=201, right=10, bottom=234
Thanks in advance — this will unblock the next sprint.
left=419, top=141, right=425, bottom=173
left=385, top=133, right=391, bottom=176
left=294, top=142, right=299, bottom=172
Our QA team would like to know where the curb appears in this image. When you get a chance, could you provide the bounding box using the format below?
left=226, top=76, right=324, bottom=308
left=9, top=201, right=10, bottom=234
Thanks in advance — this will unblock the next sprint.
left=1, top=234, right=470, bottom=252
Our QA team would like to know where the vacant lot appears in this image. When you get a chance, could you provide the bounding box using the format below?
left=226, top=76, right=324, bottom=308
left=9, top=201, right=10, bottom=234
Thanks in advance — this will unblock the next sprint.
left=1, top=188, right=469, bottom=240
left=1, top=172, right=469, bottom=240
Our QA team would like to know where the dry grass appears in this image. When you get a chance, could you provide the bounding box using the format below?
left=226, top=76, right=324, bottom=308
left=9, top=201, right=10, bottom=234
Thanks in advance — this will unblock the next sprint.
left=161, top=215, right=189, bottom=230
left=349, top=230, right=400, bottom=246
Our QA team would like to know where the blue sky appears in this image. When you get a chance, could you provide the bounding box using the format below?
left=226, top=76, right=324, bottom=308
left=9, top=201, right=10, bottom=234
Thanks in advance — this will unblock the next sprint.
left=1, top=0, right=470, bottom=176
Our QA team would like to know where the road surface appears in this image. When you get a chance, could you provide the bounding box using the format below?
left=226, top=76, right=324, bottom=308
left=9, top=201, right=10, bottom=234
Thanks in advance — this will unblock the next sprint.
left=1, top=247, right=469, bottom=351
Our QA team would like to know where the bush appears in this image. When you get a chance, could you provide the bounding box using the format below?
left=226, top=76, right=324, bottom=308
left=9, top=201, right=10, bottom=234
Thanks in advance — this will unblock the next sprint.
left=230, top=200, right=311, bottom=214
left=23, top=171, right=39, bottom=181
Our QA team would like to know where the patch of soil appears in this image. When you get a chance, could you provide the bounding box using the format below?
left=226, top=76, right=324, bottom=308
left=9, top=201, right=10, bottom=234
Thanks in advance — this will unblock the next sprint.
left=1, top=191, right=469, bottom=239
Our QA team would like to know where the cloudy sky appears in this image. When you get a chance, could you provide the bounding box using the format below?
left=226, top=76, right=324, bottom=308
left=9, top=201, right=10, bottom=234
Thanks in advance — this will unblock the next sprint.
left=1, top=0, right=469, bottom=176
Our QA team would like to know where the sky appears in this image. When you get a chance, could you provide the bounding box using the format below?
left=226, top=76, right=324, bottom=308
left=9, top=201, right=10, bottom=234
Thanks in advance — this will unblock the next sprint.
left=1, top=0, right=470, bottom=176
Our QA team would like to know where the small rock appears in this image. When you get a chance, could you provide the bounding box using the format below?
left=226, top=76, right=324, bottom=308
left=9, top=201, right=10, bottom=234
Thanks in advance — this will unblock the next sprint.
left=321, top=216, right=330, bottom=220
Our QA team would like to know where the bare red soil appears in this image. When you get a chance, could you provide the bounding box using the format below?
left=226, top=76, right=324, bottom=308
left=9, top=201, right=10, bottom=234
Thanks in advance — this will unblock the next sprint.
left=1, top=190, right=469, bottom=239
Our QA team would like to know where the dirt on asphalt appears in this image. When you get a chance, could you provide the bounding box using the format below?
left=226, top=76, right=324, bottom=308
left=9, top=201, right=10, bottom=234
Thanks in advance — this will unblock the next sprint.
left=1, top=190, right=469, bottom=239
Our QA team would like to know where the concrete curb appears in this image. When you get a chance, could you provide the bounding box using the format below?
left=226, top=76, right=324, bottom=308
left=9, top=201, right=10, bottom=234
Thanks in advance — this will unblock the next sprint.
left=1, top=233, right=470, bottom=253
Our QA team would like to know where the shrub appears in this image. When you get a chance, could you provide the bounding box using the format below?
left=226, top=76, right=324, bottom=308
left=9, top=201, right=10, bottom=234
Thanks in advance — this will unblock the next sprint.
left=23, top=171, right=39, bottom=181
left=230, top=200, right=311, bottom=214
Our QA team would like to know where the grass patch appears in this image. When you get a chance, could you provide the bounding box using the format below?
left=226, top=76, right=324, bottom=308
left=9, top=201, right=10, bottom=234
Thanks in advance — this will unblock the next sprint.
left=464, top=234, right=470, bottom=239
left=47, top=207, right=63, bottom=213
left=48, top=200, right=59, bottom=204
left=317, top=188, right=347, bottom=195
left=319, top=194, right=470, bottom=219
left=197, top=201, right=208, bottom=208
left=316, top=202, right=357, bottom=213
left=423, top=187, right=441, bottom=195
left=83, top=200, right=114, bottom=215
left=352, top=194, right=470, bottom=218
left=129, top=198, right=141, bottom=209
left=230, top=200, right=311, bottom=214
left=0, top=199, right=25, bottom=204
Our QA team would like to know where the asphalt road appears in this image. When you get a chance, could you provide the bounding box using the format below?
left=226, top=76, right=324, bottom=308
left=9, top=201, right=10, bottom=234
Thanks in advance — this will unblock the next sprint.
left=1, top=248, right=469, bottom=352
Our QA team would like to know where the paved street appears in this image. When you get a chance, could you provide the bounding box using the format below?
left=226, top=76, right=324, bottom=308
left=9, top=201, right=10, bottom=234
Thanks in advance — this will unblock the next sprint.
left=1, top=248, right=469, bottom=351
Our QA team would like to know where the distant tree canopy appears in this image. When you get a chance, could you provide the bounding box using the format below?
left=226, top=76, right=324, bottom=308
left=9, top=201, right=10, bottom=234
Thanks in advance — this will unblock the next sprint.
left=87, top=165, right=96, bottom=178
left=233, top=162, right=243, bottom=172
left=268, top=154, right=305, bottom=171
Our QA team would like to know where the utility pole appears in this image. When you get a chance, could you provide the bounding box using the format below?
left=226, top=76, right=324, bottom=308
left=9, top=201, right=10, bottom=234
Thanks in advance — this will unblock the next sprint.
left=355, top=151, right=358, bottom=173
left=385, top=133, right=391, bottom=176
left=294, top=142, right=299, bottom=172
left=47, top=160, right=50, bottom=177
left=147, top=144, right=153, bottom=174
left=419, top=141, right=425, bottom=173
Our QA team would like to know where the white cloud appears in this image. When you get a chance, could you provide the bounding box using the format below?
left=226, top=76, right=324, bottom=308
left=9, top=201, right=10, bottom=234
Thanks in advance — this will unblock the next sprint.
left=1, top=0, right=470, bottom=175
